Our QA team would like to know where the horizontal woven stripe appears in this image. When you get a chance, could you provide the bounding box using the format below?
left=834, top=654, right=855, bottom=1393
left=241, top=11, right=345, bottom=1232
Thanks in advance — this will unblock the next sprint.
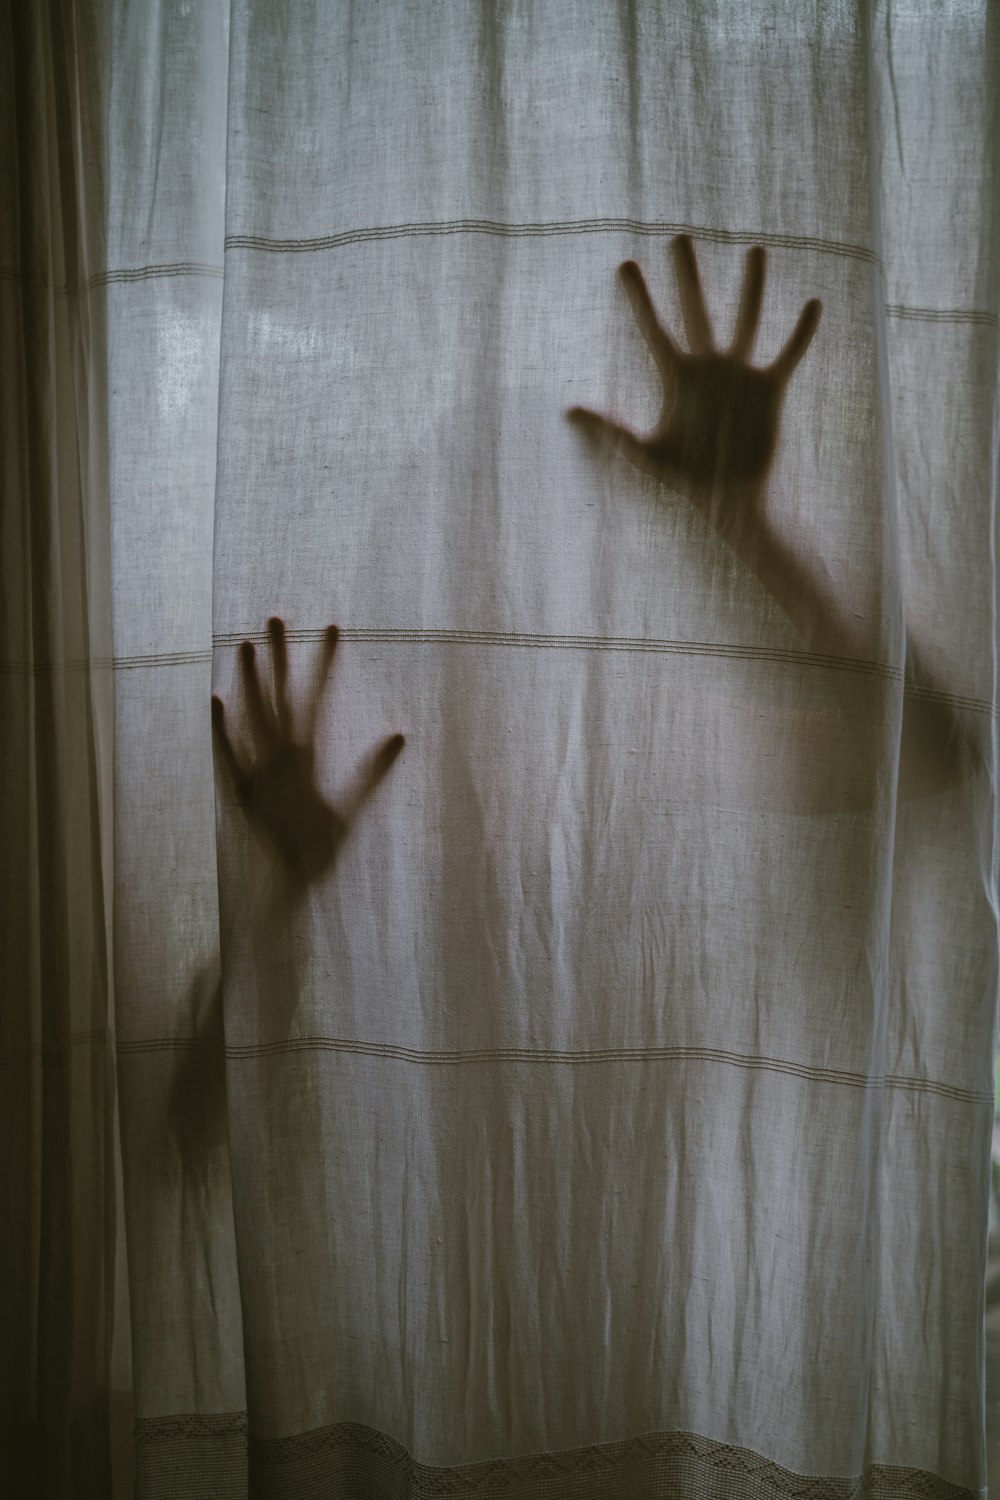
left=112, top=1032, right=992, bottom=1106
left=223, top=215, right=881, bottom=265
left=4, top=628, right=990, bottom=714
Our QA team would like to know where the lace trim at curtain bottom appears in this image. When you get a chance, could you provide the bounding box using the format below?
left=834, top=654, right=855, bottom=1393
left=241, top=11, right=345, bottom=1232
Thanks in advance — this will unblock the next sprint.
left=133, top=1413, right=982, bottom=1500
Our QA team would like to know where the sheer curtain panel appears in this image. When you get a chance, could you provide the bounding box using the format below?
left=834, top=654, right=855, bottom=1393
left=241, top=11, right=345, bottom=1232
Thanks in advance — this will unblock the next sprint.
left=3, top=3, right=999, bottom=1499
left=2, top=2, right=121, bottom=1494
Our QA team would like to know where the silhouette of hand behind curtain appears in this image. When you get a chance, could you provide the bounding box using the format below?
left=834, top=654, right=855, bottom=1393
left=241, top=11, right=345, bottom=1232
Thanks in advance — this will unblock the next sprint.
left=571, top=237, right=981, bottom=799
left=212, top=617, right=404, bottom=889
left=570, top=235, right=821, bottom=524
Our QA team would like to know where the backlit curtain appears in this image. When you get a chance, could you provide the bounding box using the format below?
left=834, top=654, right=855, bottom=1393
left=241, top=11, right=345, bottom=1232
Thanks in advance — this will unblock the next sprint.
left=3, top=3, right=999, bottom=1497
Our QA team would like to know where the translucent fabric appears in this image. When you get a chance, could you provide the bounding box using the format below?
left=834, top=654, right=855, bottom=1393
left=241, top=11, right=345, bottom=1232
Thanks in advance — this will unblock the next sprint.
left=3, top=3, right=998, bottom=1498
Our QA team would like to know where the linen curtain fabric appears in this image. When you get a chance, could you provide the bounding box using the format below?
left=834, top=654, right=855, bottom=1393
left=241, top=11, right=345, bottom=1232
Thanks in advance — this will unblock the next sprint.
left=2, top=2, right=123, bottom=1493
left=3, top=2, right=999, bottom=1497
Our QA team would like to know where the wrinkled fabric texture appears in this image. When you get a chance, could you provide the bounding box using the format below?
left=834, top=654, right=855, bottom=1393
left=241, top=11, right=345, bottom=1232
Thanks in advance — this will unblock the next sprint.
left=3, top=3, right=999, bottom=1498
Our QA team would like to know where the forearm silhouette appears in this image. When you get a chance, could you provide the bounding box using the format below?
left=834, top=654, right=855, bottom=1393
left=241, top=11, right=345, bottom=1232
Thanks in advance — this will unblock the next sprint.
left=209, top=617, right=405, bottom=1044
left=570, top=236, right=980, bottom=797
left=174, top=625, right=403, bottom=1153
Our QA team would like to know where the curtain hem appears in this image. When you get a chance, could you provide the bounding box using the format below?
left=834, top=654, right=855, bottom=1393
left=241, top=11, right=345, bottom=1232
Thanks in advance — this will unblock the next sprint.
left=133, top=1413, right=982, bottom=1500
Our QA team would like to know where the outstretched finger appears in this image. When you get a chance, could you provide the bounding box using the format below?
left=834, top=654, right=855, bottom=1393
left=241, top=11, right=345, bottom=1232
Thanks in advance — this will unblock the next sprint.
left=240, top=641, right=276, bottom=749
left=268, top=617, right=294, bottom=738
left=341, top=732, right=406, bottom=825
left=769, top=298, right=822, bottom=385
left=671, top=236, right=714, bottom=353
left=567, top=407, right=661, bottom=479
left=618, top=261, right=678, bottom=377
left=211, top=696, right=249, bottom=800
left=730, top=245, right=766, bottom=361
left=305, top=624, right=339, bottom=745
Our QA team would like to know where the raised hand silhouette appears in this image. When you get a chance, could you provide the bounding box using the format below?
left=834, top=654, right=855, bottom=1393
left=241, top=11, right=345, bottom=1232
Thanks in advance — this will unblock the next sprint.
left=571, top=238, right=981, bottom=799
left=569, top=235, right=821, bottom=529
left=212, top=617, right=404, bottom=889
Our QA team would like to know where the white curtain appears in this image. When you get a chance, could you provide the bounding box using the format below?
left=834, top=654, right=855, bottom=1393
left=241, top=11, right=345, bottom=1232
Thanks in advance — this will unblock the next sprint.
left=4, top=3, right=998, bottom=1497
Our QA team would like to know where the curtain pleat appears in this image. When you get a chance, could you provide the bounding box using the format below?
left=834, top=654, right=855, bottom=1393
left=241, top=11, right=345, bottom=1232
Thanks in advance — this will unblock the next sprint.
left=1, top=1, right=119, bottom=1494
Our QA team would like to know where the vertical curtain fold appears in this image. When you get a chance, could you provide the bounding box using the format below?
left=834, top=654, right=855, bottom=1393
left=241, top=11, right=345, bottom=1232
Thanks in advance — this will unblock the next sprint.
left=1, top=1, right=118, bottom=1493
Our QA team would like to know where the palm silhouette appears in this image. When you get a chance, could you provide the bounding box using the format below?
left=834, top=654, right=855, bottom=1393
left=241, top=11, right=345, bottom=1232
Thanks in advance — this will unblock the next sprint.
left=569, top=235, right=821, bottom=522
left=211, top=617, right=404, bottom=889
left=570, top=239, right=982, bottom=799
